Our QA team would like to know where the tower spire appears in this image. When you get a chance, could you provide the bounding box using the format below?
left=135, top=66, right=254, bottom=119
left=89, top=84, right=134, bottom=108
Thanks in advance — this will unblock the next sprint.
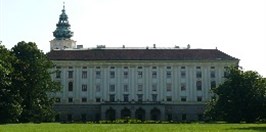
left=63, top=2, right=65, bottom=10
left=53, top=2, right=73, bottom=40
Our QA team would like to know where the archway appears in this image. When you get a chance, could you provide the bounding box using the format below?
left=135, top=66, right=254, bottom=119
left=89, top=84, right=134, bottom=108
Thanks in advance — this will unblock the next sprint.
left=135, top=108, right=145, bottom=121
left=105, top=108, right=116, bottom=121
left=151, top=108, right=161, bottom=120
left=121, top=107, right=131, bottom=119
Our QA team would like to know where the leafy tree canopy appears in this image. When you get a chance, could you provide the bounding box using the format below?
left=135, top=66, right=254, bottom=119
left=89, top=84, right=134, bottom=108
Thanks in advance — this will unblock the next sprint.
left=11, top=41, right=61, bottom=122
left=0, top=44, right=22, bottom=123
left=205, top=67, right=266, bottom=123
left=0, top=41, right=60, bottom=123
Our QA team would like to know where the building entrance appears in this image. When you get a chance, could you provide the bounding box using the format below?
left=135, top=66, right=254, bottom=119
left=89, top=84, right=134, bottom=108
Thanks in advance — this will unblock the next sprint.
left=105, top=108, right=116, bottom=121
left=135, top=108, right=145, bottom=121
left=151, top=108, right=161, bottom=120
left=121, top=107, right=131, bottom=119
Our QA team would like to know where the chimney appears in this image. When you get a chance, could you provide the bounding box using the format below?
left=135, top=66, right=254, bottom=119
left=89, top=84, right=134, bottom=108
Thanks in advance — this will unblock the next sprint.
left=187, top=44, right=191, bottom=49
left=153, top=44, right=156, bottom=48
left=77, top=45, right=83, bottom=49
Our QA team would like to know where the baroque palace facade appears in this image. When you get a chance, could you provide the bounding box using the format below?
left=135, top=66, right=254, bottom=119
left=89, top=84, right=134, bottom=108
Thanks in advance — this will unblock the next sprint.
left=47, top=6, right=239, bottom=122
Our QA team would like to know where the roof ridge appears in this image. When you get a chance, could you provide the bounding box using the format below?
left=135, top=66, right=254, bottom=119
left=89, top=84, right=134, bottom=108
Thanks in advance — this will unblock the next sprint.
left=47, top=49, right=239, bottom=61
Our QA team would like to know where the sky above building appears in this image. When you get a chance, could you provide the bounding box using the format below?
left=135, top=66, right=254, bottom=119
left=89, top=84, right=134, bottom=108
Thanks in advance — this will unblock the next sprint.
left=0, top=0, right=265, bottom=76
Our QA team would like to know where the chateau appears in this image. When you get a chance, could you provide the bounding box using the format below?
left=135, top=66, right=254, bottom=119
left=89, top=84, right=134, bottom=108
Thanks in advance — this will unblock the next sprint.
left=47, top=6, right=239, bottom=122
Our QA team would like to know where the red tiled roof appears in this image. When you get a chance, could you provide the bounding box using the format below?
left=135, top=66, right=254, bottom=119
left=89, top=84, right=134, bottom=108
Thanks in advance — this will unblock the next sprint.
left=46, top=49, right=238, bottom=61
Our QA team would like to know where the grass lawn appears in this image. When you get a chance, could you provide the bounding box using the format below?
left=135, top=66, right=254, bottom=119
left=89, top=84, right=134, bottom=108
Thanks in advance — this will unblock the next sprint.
left=0, top=123, right=266, bottom=132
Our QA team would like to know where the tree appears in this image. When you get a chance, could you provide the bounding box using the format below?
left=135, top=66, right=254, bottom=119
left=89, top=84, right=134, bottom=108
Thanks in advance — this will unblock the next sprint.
left=11, top=41, right=61, bottom=122
left=205, top=67, right=266, bottom=123
left=0, top=44, right=22, bottom=123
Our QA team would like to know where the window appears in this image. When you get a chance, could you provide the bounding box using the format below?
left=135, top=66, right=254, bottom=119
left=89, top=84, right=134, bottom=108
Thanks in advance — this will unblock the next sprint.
left=224, top=71, right=229, bottom=78
left=198, top=114, right=203, bottom=121
left=196, top=71, right=202, bottom=78
left=224, top=67, right=229, bottom=77
left=55, top=97, right=61, bottom=103
left=137, top=94, right=143, bottom=102
left=196, top=66, right=201, bottom=69
left=196, top=81, right=202, bottom=91
left=166, top=66, right=171, bottom=69
left=124, top=66, right=128, bottom=69
left=181, top=71, right=186, bottom=78
left=167, top=114, right=172, bottom=121
left=152, top=94, right=157, bottom=101
left=56, top=70, right=61, bottom=78
left=82, top=97, right=87, bottom=103
left=55, top=114, right=60, bottom=122
left=152, top=71, right=157, bottom=79
left=197, top=96, right=202, bottom=102
left=181, top=83, right=186, bottom=91
left=166, top=96, right=172, bottom=102
left=210, top=71, right=215, bottom=78
left=96, top=66, right=100, bottom=69
left=110, top=66, right=115, bottom=69
left=152, top=84, right=157, bottom=92
left=82, top=84, right=87, bottom=92
left=96, top=84, right=101, bottom=92
left=110, top=71, right=115, bottom=78
left=109, top=85, right=115, bottom=92
left=68, top=71, right=73, bottom=78
left=67, top=114, right=72, bottom=121
left=81, top=114, right=86, bottom=122
left=211, top=66, right=215, bottom=69
left=55, top=80, right=61, bottom=86
left=211, top=81, right=216, bottom=89
left=123, top=94, right=129, bottom=102
left=82, top=71, right=87, bottom=79
left=110, top=94, right=115, bottom=102
left=124, top=84, right=128, bottom=92
left=152, top=66, right=157, bottom=69
left=166, top=83, right=172, bottom=92
left=182, top=114, right=187, bottom=121
left=138, top=71, right=143, bottom=79
left=68, top=97, right=73, bottom=103
left=96, top=71, right=101, bottom=79
left=138, top=84, right=143, bottom=92
left=68, top=82, right=73, bottom=92
left=181, top=66, right=186, bottom=69
left=96, top=97, right=101, bottom=102
left=82, top=66, right=87, bottom=69
left=137, top=66, right=143, bottom=69
left=181, top=96, right=187, bottom=102
left=124, top=71, right=128, bottom=79
left=166, top=71, right=172, bottom=78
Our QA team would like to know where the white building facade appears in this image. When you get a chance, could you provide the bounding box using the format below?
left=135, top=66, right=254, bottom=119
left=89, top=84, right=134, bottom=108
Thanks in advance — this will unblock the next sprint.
left=47, top=6, right=239, bottom=122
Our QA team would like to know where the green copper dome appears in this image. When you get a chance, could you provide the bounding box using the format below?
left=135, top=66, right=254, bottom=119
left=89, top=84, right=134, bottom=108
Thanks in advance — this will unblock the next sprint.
left=53, top=5, right=73, bottom=39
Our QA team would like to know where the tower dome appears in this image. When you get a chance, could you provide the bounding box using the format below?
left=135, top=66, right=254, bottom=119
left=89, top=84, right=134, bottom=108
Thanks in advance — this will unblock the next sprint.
left=53, top=4, right=73, bottom=40
left=50, top=3, right=76, bottom=50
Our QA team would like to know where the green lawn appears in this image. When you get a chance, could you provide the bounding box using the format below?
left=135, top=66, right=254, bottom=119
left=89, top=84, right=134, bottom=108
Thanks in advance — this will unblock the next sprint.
left=0, top=123, right=266, bottom=132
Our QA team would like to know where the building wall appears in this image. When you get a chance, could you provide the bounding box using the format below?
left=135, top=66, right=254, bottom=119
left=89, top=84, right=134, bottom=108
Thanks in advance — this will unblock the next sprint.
left=50, top=39, right=76, bottom=50
left=51, top=60, right=237, bottom=121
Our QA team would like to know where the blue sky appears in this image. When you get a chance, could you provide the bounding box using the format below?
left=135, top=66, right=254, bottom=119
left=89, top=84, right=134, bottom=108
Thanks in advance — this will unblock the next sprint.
left=1, top=0, right=266, bottom=76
